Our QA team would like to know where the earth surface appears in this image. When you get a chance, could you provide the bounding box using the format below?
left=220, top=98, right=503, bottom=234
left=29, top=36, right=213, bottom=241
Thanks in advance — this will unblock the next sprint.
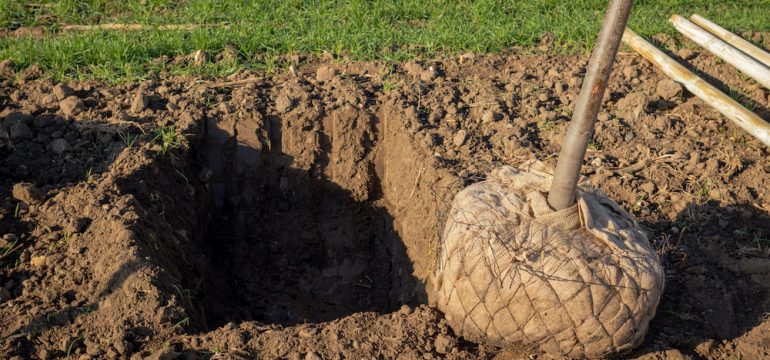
left=1, top=46, right=770, bottom=360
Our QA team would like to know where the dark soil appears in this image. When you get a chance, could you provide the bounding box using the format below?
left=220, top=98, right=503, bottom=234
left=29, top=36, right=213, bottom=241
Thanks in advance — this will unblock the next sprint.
left=1, top=49, right=770, bottom=360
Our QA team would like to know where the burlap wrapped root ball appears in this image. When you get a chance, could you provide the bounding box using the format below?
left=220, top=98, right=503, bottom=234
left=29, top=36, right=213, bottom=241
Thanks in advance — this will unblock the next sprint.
left=435, top=165, right=664, bottom=358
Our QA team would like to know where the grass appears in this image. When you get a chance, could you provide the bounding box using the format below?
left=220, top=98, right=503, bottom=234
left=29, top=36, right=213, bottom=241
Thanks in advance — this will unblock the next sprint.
left=1, top=1, right=769, bottom=82
left=152, top=126, right=181, bottom=155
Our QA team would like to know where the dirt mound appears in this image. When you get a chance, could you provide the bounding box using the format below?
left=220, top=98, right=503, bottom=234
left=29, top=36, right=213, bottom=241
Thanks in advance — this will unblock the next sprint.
left=0, top=50, right=769, bottom=359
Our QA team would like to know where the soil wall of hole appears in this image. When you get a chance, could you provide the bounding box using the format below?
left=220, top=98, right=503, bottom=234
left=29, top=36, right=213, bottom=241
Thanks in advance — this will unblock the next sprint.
left=193, top=86, right=462, bottom=328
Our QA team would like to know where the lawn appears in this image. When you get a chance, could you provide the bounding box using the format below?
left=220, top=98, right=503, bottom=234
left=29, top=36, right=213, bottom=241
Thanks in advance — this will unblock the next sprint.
left=1, top=0, right=769, bottom=82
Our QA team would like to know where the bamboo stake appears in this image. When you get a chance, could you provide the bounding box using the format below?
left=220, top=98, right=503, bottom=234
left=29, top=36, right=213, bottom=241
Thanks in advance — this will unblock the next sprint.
left=670, top=14, right=770, bottom=89
left=690, top=14, right=770, bottom=68
left=622, top=28, right=770, bottom=147
left=547, top=0, right=633, bottom=210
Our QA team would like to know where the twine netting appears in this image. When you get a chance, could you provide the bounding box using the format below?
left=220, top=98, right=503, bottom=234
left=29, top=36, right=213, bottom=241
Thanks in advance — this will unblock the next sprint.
left=435, top=165, right=664, bottom=358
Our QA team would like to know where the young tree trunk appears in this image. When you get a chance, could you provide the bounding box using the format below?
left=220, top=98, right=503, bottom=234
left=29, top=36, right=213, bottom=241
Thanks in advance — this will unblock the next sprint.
left=547, top=0, right=633, bottom=210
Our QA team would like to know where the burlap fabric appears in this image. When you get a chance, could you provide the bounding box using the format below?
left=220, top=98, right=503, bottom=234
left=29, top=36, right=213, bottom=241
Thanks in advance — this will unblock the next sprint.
left=435, top=165, right=664, bottom=358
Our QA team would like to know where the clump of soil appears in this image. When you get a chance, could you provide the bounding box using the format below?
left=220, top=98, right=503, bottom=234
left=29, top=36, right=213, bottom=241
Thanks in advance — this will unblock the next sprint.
left=1, top=49, right=770, bottom=360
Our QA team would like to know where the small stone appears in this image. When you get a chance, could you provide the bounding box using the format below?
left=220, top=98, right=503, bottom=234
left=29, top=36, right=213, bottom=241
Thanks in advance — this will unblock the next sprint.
left=33, top=115, right=56, bottom=128
left=130, top=90, right=150, bottom=113
left=30, top=255, right=47, bottom=268
left=53, top=84, right=75, bottom=101
left=622, top=66, right=638, bottom=79
left=165, top=102, right=180, bottom=112
left=458, top=52, right=475, bottom=64
left=84, top=340, right=101, bottom=356
left=3, top=233, right=19, bottom=243
left=656, top=79, right=683, bottom=100
left=482, top=110, right=500, bottom=123
left=678, top=48, right=696, bottom=60
left=537, top=93, right=550, bottom=102
left=434, top=334, right=456, bottom=354
left=9, top=123, right=33, bottom=140
left=74, top=218, right=91, bottom=233
left=305, top=352, right=322, bottom=360
left=316, top=66, right=338, bottom=82
left=299, top=327, right=318, bottom=338
left=399, top=304, right=413, bottom=315
left=0, top=287, right=10, bottom=302
left=428, top=109, right=445, bottom=125
left=419, top=70, right=436, bottom=82
left=453, top=130, right=467, bottom=147
left=640, top=182, right=655, bottom=194
left=3, top=111, right=32, bottom=127
left=38, top=349, right=51, bottom=360
left=275, top=94, right=294, bottom=113
left=50, top=138, right=70, bottom=155
left=661, top=348, right=689, bottom=360
left=60, top=96, right=85, bottom=117
left=12, top=182, right=45, bottom=204
left=740, top=210, right=753, bottom=220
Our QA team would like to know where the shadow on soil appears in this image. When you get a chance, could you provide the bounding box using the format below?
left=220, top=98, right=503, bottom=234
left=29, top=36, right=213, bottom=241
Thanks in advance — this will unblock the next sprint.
left=632, top=200, right=770, bottom=358
left=194, top=108, right=421, bottom=327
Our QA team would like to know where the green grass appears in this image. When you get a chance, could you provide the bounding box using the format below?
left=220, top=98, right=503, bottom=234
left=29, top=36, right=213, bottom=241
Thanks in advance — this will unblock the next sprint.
left=1, top=0, right=769, bottom=82
left=152, top=125, right=182, bottom=155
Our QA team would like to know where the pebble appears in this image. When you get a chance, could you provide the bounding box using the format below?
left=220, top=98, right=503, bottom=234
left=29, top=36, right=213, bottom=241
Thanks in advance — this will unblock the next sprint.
left=428, top=109, right=444, bottom=125
left=33, top=115, right=56, bottom=128
left=482, top=110, right=500, bottom=123
left=299, top=327, right=318, bottom=338
left=12, top=182, right=45, bottom=204
left=622, top=66, right=638, bottom=79
left=678, top=48, right=696, bottom=60
left=420, top=69, right=436, bottom=82
left=399, top=304, right=413, bottom=315
left=73, top=218, right=92, bottom=233
left=305, top=352, right=322, bottom=360
left=275, top=94, right=294, bottom=113
left=30, top=255, right=47, bottom=268
left=453, top=130, right=467, bottom=147
left=316, top=66, right=338, bottom=82
left=434, top=334, right=456, bottom=354
left=656, top=79, right=683, bottom=100
left=60, top=96, right=85, bottom=117
left=165, top=102, right=180, bottom=113
left=50, top=138, right=70, bottom=155
left=0, top=287, right=10, bottom=302
left=53, top=84, right=75, bottom=101
left=9, top=123, right=33, bottom=140
left=641, top=182, right=655, bottom=194
left=84, top=340, right=101, bottom=356
left=130, top=90, right=150, bottom=113
left=3, top=111, right=32, bottom=127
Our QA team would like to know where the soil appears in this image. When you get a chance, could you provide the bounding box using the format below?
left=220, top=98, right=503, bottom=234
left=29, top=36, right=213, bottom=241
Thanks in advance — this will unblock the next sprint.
left=1, top=48, right=770, bottom=360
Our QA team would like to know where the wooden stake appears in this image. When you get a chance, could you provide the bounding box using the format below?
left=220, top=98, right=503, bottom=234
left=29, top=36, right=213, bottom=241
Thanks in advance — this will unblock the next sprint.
left=547, top=0, right=633, bottom=210
left=670, top=14, right=770, bottom=89
left=690, top=14, right=770, bottom=68
left=623, top=28, right=770, bottom=147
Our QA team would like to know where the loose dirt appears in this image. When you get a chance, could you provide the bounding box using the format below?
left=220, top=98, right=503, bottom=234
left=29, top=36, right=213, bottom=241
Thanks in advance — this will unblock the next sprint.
left=1, top=49, right=770, bottom=359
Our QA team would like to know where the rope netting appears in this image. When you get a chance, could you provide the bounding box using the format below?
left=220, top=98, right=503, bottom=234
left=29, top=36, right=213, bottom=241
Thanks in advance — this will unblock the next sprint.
left=435, top=164, right=664, bottom=358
